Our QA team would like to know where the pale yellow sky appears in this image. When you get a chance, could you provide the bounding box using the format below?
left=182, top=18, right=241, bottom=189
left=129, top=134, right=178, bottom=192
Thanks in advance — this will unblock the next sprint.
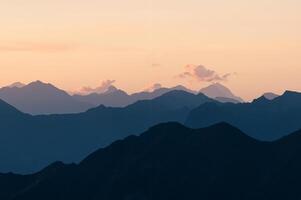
left=0, top=0, right=300, bottom=100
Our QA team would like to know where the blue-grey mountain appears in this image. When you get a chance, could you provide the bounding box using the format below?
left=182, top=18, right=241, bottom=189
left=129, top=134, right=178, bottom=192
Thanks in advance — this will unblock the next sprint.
left=199, top=83, right=244, bottom=102
left=0, top=81, right=92, bottom=115
left=186, top=90, right=301, bottom=140
left=0, top=90, right=213, bottom=173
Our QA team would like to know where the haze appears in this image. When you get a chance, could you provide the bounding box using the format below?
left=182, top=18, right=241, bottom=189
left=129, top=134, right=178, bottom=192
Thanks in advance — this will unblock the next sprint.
left=0, top=0, right=300, bottom=100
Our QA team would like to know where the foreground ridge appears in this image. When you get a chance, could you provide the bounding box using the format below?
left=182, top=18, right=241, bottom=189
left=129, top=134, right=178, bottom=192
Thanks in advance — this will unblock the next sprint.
left=1, top=122, right=301, bottom=200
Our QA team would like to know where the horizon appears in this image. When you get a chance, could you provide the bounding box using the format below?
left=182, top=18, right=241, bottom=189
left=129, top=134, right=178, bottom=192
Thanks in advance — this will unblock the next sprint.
left=0, top=79, right=295, bottom=102
left=2, top=1, right=301, bottom=196
left=1, top=0, right=300, bottom=101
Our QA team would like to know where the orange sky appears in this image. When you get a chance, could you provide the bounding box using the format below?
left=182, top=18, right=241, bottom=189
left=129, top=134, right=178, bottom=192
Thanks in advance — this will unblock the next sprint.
left=0, top=0, right=300, bottom=100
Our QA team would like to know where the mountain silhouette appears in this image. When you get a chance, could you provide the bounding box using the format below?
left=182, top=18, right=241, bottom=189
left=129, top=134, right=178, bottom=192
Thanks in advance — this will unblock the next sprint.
left=200, top=83, right=244, bottom=102
left=0, top=90, right=214, bottom=173
left=186, top=90, right=301, bottom=140
left=2, top=122, right=301, bottom=200
left=0, top=81, right=93, bottom=115
left=0, top=81, right=240, bottom=114
left=73, top=85, right=197, bottom=107
left=74, top=83, right=242, bottom=107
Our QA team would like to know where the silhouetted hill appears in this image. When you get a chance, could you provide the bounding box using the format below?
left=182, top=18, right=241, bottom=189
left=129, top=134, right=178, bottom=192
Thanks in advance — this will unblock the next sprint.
left=200, top=83, right=244, bottom=102
left=186, top=90, right=301, bottom=140
left=0, top=81, right=92, bottom=115
left=2, top=123, right=301, bottom=200
left=0, top=90, right=213, bottom=173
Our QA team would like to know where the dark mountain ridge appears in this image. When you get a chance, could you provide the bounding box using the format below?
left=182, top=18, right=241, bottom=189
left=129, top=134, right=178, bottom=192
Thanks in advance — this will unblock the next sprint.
left=1, top=122, right=301, bottom=200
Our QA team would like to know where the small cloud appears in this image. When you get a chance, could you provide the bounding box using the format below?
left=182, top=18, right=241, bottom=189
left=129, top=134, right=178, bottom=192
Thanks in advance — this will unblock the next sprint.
left=6, top=82, right=26, bottom=88
left=79, top=80, right=116, bottom=95
left=144, top=83, right=162, bottom=92
left=177, top=65, right=231, bottom=82
left=151, top=63, right=161, bottom=67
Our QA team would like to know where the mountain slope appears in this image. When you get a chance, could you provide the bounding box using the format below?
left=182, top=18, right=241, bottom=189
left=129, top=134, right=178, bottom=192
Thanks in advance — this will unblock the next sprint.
left=0, top=81, right=92, bottom=115
left=186, top=90, right=301, bottom=140
left=0, top=90, right=214, bottom=173
left=200, top=83, right=244, bottom=102
left=0, top=99, right=25, bottom=118
left=2, top=123, right=301, bottom=200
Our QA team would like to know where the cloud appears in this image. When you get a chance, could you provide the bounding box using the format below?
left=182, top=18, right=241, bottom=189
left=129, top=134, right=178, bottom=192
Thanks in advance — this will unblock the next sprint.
left=0, top=42, right=76, bottom=53
left=177, top=65, right=231, bottom=82
left=151, top=63, right=161, bottom=67
left=144, top=83, right=162, bottom=92
left=79, top=80, right=116, bottom=95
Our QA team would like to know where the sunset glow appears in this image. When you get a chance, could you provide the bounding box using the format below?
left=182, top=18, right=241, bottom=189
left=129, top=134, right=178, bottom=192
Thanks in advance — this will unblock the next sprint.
left=1, top=0, right=300, bottom=100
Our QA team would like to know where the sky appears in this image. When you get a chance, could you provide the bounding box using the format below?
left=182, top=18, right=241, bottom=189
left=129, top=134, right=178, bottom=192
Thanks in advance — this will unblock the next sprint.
left=0, top=0, right=300, bottom=100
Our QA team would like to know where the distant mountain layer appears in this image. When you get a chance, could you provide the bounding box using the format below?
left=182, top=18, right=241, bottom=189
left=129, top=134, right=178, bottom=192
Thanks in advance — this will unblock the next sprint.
left=199, top=83, right=244, bottom=102
left=186, top=90, right=301, bottom=140
left=0, top=90, right=214, bottom=173
left=74, top=83, right=243, bottom=107
left=0, top=81, right=242, bottom=114
left=73, top=85, right=197, bottom=107
left=0, top=81, right=92, bottom=115
left=2, top=122, right=301, bottom=200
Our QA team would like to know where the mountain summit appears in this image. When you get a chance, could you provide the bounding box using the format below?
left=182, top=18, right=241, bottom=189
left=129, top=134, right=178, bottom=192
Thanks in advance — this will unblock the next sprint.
left=199, top=83, right=244, bottom=102
left=0, top=81, right=92, bottom=115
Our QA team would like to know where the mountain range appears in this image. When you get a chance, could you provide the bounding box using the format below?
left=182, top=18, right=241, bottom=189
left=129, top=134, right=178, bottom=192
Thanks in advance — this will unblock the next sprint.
left=1, top=87, right=301, bottom=173
left=0, top=81, right=92, bottom=115
left=1, top=122, right=301, bottom=200
left=186, top=90, right=301, bottom=140
left=1, top=88, right=301, bottom=173
left=0, top=81, right=242, bottom=115
left=73, top=83, right=244, bottom=107
left=0, top=90, right=214, bottom=173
